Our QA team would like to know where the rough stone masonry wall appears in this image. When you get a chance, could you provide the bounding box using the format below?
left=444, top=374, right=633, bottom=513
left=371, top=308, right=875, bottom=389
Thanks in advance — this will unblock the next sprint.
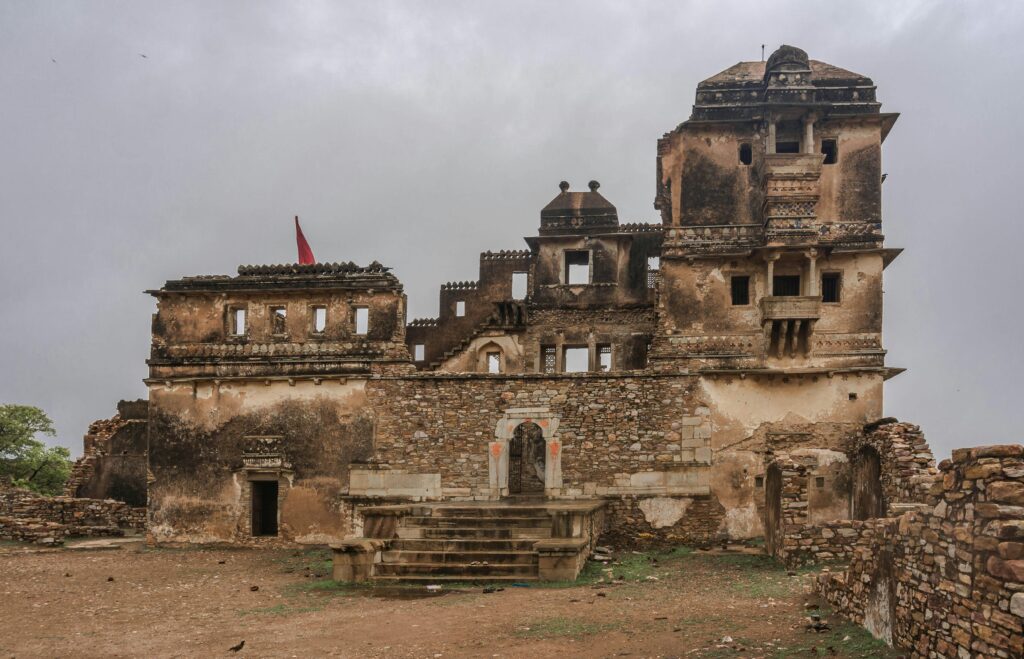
left=366, top=373, right=725, bottom=543
left=0, top=482, right=146, bottom=545
left=816, top=444, right=1024, bottom=658
left=853, top=420, right=937, bottom=511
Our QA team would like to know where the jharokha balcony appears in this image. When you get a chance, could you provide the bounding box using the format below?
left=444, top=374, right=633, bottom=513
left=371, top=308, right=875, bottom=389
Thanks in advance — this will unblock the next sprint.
left=760, top=295, right=821, bottom=358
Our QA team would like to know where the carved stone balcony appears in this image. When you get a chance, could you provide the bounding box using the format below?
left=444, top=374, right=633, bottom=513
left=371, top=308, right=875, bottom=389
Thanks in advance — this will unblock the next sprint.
left=761, top=153, right=824, bottom=244
left=760, top=296, right=821, bottom=358
left=759, top=295, right=821, bottom=323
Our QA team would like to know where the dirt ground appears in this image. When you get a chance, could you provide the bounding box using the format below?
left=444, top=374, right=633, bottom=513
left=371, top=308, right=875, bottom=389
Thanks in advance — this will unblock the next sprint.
left=0, top=541, right=901, bottom=659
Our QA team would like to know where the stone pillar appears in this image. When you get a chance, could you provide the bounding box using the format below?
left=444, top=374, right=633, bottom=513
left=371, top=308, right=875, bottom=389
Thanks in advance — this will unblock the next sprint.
left=806, top=248, right=819, bottom=296
left=765, top=252, right=780, bottom=295
left=803, top=114, right=816, bottom=154
left=767, top=120, right=777, bottom=154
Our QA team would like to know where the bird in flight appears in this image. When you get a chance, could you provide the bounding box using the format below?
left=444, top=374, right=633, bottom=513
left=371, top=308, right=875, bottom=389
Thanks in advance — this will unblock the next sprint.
left=138, top=53, right=147, bottom=58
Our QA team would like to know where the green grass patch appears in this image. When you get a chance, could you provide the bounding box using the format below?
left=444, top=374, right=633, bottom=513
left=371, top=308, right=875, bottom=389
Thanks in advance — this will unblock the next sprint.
left=238, top=603, right=323, bottom=616
left=514, top=617, right=621, bottom=639
left=769, top=618, right=900, bottom=658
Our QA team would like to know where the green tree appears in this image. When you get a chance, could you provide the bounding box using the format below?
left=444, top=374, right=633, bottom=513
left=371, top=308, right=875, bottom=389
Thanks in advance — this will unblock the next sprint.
left=0, top=405, right=71, bottom=495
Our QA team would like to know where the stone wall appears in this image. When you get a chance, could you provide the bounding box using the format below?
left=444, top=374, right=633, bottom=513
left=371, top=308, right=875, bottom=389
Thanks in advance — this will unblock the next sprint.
left=852, top=420, right=937, bottom=512
left=65, top=400, right=148, bottom=506
left=0, top=482, right=146, bottom=545
left=815, top=445, right=1024, bottom=658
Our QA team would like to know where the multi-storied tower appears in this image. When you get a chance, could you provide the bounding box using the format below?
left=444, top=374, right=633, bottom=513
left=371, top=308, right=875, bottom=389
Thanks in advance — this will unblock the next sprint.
left=652, top=45, right=900, bottom=393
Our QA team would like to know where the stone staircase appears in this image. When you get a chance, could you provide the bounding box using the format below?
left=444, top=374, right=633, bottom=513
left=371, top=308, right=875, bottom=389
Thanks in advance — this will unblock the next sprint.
left=373, top=505, right=552, bottom=581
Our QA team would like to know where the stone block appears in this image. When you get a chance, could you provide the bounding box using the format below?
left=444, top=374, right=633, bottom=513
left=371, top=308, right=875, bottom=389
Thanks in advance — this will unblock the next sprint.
left=989, top=481, right=1024, bottom=506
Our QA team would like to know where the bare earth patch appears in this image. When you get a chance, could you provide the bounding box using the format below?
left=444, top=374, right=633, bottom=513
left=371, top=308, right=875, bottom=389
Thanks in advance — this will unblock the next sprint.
left=0, top=543, right=900, bottom=658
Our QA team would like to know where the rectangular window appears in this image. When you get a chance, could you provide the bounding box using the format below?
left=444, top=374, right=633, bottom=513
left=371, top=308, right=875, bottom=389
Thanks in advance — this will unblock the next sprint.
left=772, top=275, right=801, bottom=296
left=815, top=476, right=826, bottom=488
left=563, top=346, right=589, bottom=373
left=565, top=251, right=590, bottom=285
left=414, top=344, right=425, bottom=361
left=270, top=306, right=287, bottom=335
left=755, top=476, right=764, bottom=488
left=821, top=273, right=841, bottom=303
left=775, top=141, right=800, bottom=154
left=730, top=276, right=750, bottom=305
left=542, top=346, right=557, bottom=374
left=455, top=300, right=466, bottom=317
left=646, top=256, right=660, bottom=289
left=312, top=306, right=327, bottom=333
left=354, top=307, right=369, bottom=335
left=511, top=272, right=528, bottom=300
left=487, top=352, right=501, bottom=374
left=598, top=345, right=612, bottom=372
left=739, top=143, right=752, bottom=165
left=821, top=139, right=838, bottom=165
left=230, top=307, right=246, bottom=336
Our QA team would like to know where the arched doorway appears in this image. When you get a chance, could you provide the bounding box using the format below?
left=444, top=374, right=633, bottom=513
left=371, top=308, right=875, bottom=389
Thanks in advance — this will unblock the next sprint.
left=764, top=463, right=783, bottom=556
left=851, top=445, right=885, bottom=520
left=508, top=422, right=545, bottom=495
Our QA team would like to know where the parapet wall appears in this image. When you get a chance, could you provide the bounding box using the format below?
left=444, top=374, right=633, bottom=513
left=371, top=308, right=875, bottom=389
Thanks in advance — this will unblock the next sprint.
left=815, top=445, right=1024, bottom=658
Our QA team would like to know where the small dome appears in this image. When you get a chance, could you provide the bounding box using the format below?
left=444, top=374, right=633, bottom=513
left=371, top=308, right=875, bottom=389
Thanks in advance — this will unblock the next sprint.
left=765, top=45, right=809, bottom=75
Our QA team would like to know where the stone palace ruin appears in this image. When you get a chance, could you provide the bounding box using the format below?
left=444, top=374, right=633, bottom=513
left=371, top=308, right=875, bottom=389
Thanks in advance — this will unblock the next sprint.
left=17, top=45, right=1016, bottom=657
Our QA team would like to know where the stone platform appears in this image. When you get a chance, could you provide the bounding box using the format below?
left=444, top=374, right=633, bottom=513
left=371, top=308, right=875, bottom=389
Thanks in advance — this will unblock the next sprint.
left=332, top=500, right=606, bottom=582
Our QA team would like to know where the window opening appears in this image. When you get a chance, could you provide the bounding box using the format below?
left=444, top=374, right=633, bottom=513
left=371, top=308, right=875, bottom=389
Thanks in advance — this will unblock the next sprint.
left=542, top=346, right=557, bottom=374
left=646, top=256, right=660, bottom=289
left=815, top=477, right=826, bottom=488
left=354, top=307, right=369, bottom=335
left=414, top=344, right=425, bottom=361
left=731, top=276, right=750, bottom=305
left=511, top=272, right=528, bottom=300
left=563, top=346, right=589, bottom=373
left=849, top=392, right=858, bottom=401
left=739, top=143, right=752, bottom=165
left=487, top=352, right=501, bottom=374
left=821, top=273, right=841, bottom=303
left=821, top=139, right=838, bottom=165
left=231, top=308, right=246, bottom=336
left=755, top=476, right=764, bottom=488
left=312, top=306, right=327, bottom=333
left=270, top=306, right=287, bottom=335
left=598, top=345, right=612, bottom=372
left=565, top=251, right=590, bottom=285
left=772, top=275, right=801, bottom=296
left=775, top=141, right=800, bottom=154
left=455, top=300, right=466, bottom=317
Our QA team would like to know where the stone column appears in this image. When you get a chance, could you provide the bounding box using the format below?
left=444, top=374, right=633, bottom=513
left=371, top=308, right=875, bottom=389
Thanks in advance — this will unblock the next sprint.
left=767, top=119, right=777, bottom=154
left=765, top=252, right=780, bottom=295
left=802, top=113, right=817, bottom=154
left=805, top=248, right=819, bottom=296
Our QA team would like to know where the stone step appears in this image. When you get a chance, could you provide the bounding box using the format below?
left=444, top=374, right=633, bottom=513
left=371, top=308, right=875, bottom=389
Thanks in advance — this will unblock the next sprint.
left=381, top=550, right=537, bottom=565
left=390, top=538, right=539, bottom=552
left=375, top=562, right=539, bottom=578
left=371, top=574, right=539, bottom=583
left=402, top=516, right=550, bottom=529
left=398, top=527, right=551, bottom=540
left=429, top=506, right=551, bottom=518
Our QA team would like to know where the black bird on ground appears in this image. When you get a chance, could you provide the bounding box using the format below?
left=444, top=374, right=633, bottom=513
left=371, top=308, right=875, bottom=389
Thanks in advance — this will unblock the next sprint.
left=228, top=640, right=245, bottom=652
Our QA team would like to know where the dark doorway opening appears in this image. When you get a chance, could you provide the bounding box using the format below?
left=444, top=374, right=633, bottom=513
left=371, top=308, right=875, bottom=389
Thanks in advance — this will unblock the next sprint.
left=764, top=464, right=783, bottom=557
left=251, top=480, right=279, bottom=536
left=508, top=422, right=545, bottom=495
left=772, top=275, right=801, bottom=296
left=852, top=446, right=885, bottom=520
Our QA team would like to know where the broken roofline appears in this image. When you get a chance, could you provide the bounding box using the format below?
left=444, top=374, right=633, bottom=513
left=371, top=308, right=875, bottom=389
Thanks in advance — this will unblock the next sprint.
left=148, top=261, right=402, bottom=295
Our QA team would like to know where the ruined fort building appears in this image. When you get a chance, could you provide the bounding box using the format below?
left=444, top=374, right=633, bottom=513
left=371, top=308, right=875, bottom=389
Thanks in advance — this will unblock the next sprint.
left=145, top=46, right=915, bottom=582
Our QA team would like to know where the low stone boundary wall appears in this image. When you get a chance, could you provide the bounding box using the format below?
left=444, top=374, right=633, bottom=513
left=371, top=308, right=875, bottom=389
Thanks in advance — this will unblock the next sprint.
left=815, top=444, right=1024, bottom=658
left=0, top=484, right=146, bottom=545
left=775, top=519, right=875, bottom=568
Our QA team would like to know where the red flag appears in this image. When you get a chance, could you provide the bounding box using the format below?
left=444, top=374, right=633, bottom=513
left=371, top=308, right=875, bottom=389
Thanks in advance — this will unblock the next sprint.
left=294, top=216, right=315, bottom=264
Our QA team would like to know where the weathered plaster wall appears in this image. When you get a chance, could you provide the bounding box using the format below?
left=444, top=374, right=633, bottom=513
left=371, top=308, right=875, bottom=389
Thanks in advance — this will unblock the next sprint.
left=148, top=380, right=373, bottom=544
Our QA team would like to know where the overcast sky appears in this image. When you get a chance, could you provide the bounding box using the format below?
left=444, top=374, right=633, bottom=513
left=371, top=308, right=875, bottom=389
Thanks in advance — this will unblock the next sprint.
left=1, top=1, right=1022, bottom=460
